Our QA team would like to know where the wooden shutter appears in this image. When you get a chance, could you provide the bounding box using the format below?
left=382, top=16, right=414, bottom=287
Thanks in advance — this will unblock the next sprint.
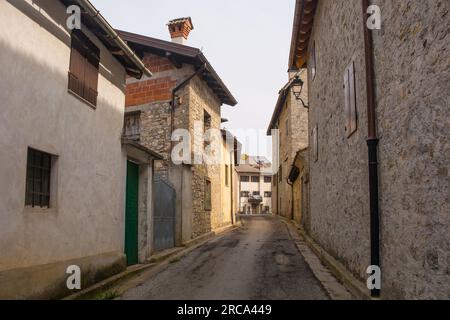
left=69, top=30, right=99, bottom=106
left=344, top=61, right=357, bottom=137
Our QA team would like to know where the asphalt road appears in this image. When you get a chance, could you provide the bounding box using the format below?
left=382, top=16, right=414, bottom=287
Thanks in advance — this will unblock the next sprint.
left=121, top=215, right=329, bottom=300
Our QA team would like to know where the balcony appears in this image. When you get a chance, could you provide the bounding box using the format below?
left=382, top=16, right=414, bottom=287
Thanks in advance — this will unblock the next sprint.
left=248, top=195, right=263, bottom=204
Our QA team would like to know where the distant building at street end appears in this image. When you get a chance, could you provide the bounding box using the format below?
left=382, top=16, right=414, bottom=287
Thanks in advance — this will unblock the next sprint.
left=236, top=159, right=273, bottom=215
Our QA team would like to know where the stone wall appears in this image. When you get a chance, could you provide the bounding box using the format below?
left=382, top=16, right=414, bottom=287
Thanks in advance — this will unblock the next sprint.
left=306, top=0, right=449, bottom=299
left=188, top=75, right=224, bottom=238
left=371, top=0, right=449, bottom=299
left=275, top=71, right=309, bottom=220
left=307, top=0, right=372, bottom=285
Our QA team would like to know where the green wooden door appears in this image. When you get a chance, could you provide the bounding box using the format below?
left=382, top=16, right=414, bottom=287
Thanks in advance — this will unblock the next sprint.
left=125, top=161, right=139, bottom=266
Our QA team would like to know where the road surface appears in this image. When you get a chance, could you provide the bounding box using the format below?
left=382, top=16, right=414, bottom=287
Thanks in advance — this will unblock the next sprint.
left=121, top=215, right=329, bottom=300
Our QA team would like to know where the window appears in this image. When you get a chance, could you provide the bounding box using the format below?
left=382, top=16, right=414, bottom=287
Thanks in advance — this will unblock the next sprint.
left=251, top=176, right=259, bottom=183
left=264, top=192, right=272, bottom=198
left=264, top=176, right=272, bottom=183
left=203, top=110, right=212, bottom=150
left=344, top=61, right=357, bottom=137
left=25, top=148, right=53, bottom=208
left=286, top=119, right=290, bottom=137
left=279, top=166, right=283, bottom=182
left=253, top=191, right=260, bottom=196
left=312, top=124, right=319, bottom=162
left=240, top=176, right=249, bottom=182
left=311, top=41, right=317, bottom=81
left=68, top=30, right=100, bottom=107
left=240, top=191, right=250, bottom=198
left=225, top=165, right=229, bottom=186
left=123, top=112, right=141, bottom=140
left=204, top=178, right=212, bottom=211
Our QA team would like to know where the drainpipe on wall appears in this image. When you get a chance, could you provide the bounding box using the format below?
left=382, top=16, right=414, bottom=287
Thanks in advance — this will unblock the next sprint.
left=362, top=0, right=381, bottom=298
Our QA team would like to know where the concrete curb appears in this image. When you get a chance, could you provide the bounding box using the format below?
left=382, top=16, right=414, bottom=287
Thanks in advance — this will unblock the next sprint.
left=63, top=223, right=241, bottom=300
left=280, top=217, right=372, bottom=300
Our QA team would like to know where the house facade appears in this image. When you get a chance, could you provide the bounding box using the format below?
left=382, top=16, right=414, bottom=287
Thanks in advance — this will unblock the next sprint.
left=0, top=0, right=157, bottom=299
left=236, top=159, right=273, bottom=215
left=119, top=18, right=238, bottom=246
left=290, top=0, right=449, bottom=299
left=267, top=71, right=309, bottom=222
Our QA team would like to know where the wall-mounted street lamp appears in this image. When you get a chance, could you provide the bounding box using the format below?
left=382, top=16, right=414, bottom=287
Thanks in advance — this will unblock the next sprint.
left=291, top=75, right=309, bottom=109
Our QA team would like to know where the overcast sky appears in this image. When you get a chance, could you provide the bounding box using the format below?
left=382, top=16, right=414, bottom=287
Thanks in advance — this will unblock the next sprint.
left=92, top=0, right=295, bottom=160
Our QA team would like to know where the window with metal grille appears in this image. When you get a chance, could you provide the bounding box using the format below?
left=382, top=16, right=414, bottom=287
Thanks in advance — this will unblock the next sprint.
left=251, top=176, right=259, bottom=183
left=264, top=192, right=272, bottom=198
left=253, top=191, right=260, bottom=196
left=204, top=178, right=212, bottom=211
left=68, top=30, right=100, bottom=107
left=240, top=175, right=249, bottom=182
left=264, top=176, right=272, bottom=183
left=240, top=191, right=249, bottom=198
left=25, top=148, right=53, bottom=208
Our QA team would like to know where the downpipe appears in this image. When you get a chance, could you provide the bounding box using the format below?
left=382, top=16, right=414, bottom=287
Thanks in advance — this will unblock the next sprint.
left=362, top=0, right=381, bottom=298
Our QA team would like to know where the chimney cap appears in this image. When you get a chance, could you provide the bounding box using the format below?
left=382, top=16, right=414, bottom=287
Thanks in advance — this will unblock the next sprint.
left=167, top=17, right=194, bottom=30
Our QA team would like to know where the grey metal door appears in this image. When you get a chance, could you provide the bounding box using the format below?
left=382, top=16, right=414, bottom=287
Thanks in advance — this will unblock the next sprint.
left=153, top=180, right=176, bottom=251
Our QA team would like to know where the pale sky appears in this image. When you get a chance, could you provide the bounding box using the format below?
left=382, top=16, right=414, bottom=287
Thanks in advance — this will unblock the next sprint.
left=92, top=0, right=295, bottom=160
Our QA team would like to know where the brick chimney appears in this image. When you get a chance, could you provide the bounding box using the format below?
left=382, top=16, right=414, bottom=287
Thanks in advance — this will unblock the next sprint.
left=167, top=17, right=194, bottom=45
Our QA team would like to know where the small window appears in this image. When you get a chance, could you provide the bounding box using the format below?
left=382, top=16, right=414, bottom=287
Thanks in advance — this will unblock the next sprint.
left=68, top=30, right=100, bottom=107
left=251, top=176, right=259, bottom=183
left=25, top=148, right=53, bottom=208
left=203, top=110, right=212, bottom=150
left=204, top=178, right=212, bottom=211
left=279, top=166, right=283, bottom=182
left=264, top=192, right=272, bottom=198
left=253, top=191, right=260, bottom=196
left=264, top=176, right=272, bottom=183
left=240, top=176, right=249, bottom=182
left=240, top=191, right=249, bottom=198
left=311, top=42, right=317, bottom=81
left=344, top=61, right=357, bottom=137
left=312, top=124, right=319, bottom=162
left=225, top=165, right=229, bottom=186
left=286, top=119, right=290, bottom=137
left=123, top=112, right=141, bottom=140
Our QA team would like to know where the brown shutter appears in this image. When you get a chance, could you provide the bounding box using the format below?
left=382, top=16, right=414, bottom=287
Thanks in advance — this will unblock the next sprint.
left=344, top=66, right=351, bottom=136
left=344, top=61, right=358, bottom=137
left=349, top=61, right=357, bottom=135
left=69, top=30, right=99, bottom=107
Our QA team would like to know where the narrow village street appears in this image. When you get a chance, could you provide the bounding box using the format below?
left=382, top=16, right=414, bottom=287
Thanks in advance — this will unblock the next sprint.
left=120, top=216, right=329, bottom=300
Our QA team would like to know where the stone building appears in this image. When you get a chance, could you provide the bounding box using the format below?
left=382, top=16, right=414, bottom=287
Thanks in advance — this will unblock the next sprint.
left=267, top=70, right=309, bottom=221
left=289, top=0, right=449, bottom=299
left=236, top=158, right=273, bottom=215
left=119, top=18, right=238, bottom=246
left=0, top=0, right=158, bottom=299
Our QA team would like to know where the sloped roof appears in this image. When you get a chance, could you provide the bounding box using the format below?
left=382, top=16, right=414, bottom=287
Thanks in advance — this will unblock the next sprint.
left=289, top=0, right=319, bottom=69
left=117, top=30, right=237, bottom=107
left=59, top=0, right=151, bottom=78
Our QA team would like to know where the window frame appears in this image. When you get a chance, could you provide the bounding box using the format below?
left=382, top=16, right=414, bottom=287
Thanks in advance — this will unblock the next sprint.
left=68, top=30, right=100, bottom=108
left=25, top=148, right=53, bottom=209
left=240, top=175, right=250, bottom=183
left=251, top=176, right=259, bottom=183
left=204, top=178, right=212, bottom=211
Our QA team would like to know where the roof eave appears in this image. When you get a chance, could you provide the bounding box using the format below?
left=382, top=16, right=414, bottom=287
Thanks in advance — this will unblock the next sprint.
left=288, top=0, right=319, bottom=70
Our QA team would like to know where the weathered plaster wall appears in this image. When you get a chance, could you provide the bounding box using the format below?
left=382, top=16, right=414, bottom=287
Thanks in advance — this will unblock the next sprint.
left=0, top=0, right=128, bottom=284
left=371, top=0, right=450, bottom=299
